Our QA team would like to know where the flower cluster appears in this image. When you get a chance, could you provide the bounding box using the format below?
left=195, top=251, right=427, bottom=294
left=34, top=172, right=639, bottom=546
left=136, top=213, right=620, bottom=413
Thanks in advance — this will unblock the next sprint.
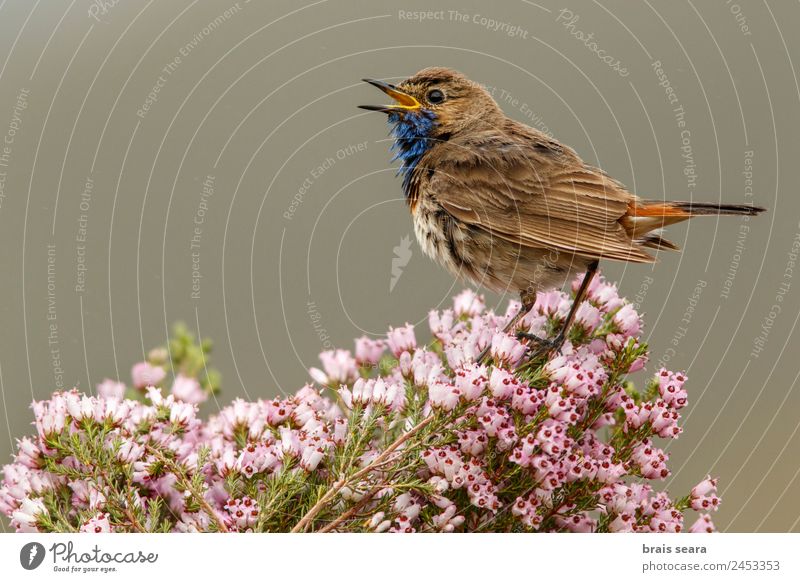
left=1, top=274, right=718, bottom=532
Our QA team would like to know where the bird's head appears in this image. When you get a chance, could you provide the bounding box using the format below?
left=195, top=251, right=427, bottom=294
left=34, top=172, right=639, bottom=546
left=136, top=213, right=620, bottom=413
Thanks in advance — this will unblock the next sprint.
left=359, top=67, right=502, bottom=143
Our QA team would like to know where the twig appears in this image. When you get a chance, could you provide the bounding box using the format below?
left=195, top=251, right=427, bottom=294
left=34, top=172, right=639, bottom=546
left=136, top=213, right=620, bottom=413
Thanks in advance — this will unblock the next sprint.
left=123, top=506, right=146, bottom=532
left=146, top=445, right=229, bottom=533
left=318, top=483, right=384, bottom=533
left=291, top=415, right=435, bottom=533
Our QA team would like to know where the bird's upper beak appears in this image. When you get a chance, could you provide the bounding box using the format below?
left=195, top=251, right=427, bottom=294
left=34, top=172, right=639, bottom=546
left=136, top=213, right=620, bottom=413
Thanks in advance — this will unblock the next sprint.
left=358, top=78, right=421, bottom=113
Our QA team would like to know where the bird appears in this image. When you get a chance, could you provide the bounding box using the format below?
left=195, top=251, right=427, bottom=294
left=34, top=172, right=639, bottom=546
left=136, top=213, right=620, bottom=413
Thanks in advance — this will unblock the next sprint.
left=359, top=67, right=765, bottom=357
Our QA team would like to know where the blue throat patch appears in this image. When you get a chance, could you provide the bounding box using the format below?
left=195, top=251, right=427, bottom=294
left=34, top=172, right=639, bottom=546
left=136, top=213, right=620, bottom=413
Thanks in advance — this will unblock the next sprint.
left=387, top=109, right=437, bottom=198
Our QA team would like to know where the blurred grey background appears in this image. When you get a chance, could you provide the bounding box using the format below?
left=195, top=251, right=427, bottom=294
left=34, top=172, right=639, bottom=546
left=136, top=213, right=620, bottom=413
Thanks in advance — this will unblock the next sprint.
left=0, top=0, right=798, bottom=531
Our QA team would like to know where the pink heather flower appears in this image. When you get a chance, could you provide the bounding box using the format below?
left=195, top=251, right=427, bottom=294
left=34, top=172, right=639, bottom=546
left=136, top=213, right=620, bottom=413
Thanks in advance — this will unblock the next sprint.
left=648, top=400, right=682, bottom=438
left=534, top=290, right=570, bottom=317
left=300, top=445, right=326, bottom=472
left=333, top=418, right=348, bottom=445
left=477, top=400, right=510, bottom=438
left=145, top=386, right=166, bottom=406
left=556, top=512, right=596, bottom=533
left=225, top=497, right=259, bottom=531
left=545, top=390, right=579, bottom=424
left=608, top=512, right=635, bottom=532
left=490, top=332, right=527, bottom=368
left=628, top=356, right=646, bottom=373
left=503, top=300, right=523, bottom=325
left=431, top=503, right=465, bottom=532
left=544, top=353, right=606, bottom=399
left=350, top=378, right=372, bottom=405
left=15, top=437, right=40, bottom=469
left=428, top=309, right=456, bottom=342
left=574, top=302, right=602, bottom=332
left=489, top=368, right=518, bottom=400
left=399, top=351, right=413, bottom=377
left=510, top=383, right=541, bottom=415
left=170, top=374, right=207, bottom=404
left=175, top=512, right=211, bottom=533
left=690, top=475, right=720, bottom=512
left=117, top=440, right=144, bottom=463
left=469, top=320, right=494, bottom=352
left=410, top=350, right=444, bottom=388
left=11, top=497, right=46, bottom=532
left=65, top=392, right=94, bottom=422
left=131, top=362, right=166, bottom=389
left=658, top=369, right=688, bottom=409
left=613, top=304, right=641, bottom=336
left=605, top=333, right=627, bottom=351
left=692, top=476, right=718, bottom=498
left=354, top=337, right=386, bottom=366
left=337, top=386, right=353, bottom=409
left=236, top=442, right=281, bottom=478
left=689, top=514, right=716, bottom=533
left=310, top=349, right=358, bottom=386
left=453, top=289, right=485, bottom=317
left=387, top=323, right=416, bottom=357
left=97, top=379, right=126, bottom=400
left=453, top=363, right=488, bottom=401
left=341, top=377, right=402, bottom=410
left=690, top=494, right=721, bottom=512
left=428, top=382, right=460, bottom=411
left=458, top=429, right=488, bottom=456
left=632, top=441, right=670, bottom=480
left=32, top=397, right=67, bottom=437
left=169, top=401, right=197, bottom=426
left=443, top=344, right=470, bottom=370
left=80, top=512, right=112, bottom=533
left=370, top=378, right=401, bottom=408
left=585, top=278, right=625, bottom=313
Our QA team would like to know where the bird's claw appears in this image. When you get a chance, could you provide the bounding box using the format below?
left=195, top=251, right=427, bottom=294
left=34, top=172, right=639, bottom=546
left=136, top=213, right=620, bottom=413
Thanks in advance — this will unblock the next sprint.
left=516, top=331, right=564, bottom=359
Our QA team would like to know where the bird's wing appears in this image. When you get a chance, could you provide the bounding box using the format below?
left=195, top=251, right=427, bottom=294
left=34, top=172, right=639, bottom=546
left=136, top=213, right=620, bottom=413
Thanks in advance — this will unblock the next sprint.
left=427, top=143, right=655, bottom=263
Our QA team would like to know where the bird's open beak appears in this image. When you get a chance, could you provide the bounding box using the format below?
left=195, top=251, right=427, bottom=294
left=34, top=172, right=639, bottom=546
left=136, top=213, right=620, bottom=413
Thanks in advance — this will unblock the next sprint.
left=358, top=78, right=421, bottom=113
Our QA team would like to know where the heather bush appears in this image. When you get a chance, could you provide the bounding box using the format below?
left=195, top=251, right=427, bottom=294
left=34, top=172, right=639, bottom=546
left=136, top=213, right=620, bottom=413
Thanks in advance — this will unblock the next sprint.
left=1, top=274, right=718, bottom=532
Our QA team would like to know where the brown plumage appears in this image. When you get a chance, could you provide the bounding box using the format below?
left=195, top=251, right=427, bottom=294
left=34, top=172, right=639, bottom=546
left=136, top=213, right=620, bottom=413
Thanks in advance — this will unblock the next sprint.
left=360, top=67, right=765, bottom=353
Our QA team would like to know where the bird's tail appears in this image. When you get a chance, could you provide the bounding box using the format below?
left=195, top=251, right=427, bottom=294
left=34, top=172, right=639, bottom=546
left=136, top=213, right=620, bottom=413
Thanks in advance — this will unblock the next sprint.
left=632, top=200, right=767, bottom=218
left=624, top=200, right=766, bottom=252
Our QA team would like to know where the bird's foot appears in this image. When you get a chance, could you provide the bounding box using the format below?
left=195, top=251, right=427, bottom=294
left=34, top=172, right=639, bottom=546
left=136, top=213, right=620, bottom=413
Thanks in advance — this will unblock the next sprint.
left=516, top=331, right=564, bottom=359
left=476, top=345, right=490, bottom=365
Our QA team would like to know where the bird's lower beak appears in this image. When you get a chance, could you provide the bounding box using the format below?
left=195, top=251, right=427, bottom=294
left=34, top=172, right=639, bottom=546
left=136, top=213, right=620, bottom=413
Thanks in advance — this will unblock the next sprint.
left=358, top=78, right=421, bottom=113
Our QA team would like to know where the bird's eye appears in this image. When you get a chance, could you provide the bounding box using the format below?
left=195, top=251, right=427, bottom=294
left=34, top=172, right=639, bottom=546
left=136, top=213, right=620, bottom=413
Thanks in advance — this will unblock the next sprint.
left=427, top=89, right=445, bottom=104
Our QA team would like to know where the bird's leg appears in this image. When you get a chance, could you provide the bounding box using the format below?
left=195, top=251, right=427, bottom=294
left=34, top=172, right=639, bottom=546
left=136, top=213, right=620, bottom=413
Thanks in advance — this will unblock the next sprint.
left=476, top=299, right=532, bottom=364
left=517, top=260, right=599, bottom=357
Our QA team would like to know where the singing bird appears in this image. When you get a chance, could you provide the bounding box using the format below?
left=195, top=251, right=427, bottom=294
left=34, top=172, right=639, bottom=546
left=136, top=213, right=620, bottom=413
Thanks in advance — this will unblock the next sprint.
left=360, top=67, right=765, bottom=354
